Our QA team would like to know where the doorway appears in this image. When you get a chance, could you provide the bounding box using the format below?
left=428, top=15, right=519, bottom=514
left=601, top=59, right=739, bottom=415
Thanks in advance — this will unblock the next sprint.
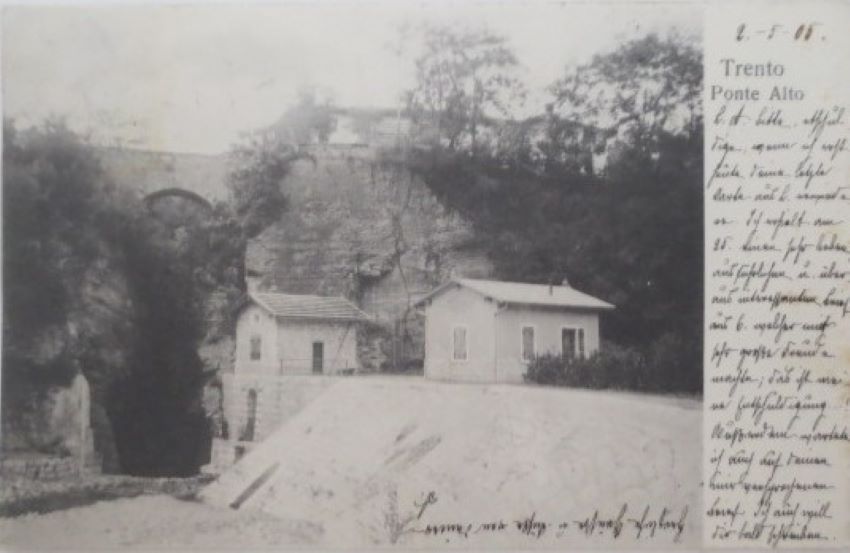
left=244, top=389, right=257, bottom=441
left=312, top=341, right=324, bottom=374
left=562, top=328, right=577, bottom=361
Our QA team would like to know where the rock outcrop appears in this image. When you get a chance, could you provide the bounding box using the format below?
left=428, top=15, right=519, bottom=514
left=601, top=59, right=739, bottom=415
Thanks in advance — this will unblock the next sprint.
left=0, top=373, right=97, bottom=478
left=1, top=244, right=132, bottom=474
left=246, top=145, right=492, bottom=369
left=93, top=137, right=493, bottom=372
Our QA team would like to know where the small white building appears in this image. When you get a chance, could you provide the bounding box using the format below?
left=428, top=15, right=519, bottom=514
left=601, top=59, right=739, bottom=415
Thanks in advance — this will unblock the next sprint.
left=207, top=292, right=370, bottom=472
left=416, top=278, right=614, bottom=384
left=234, top=292, right=369, bottom=378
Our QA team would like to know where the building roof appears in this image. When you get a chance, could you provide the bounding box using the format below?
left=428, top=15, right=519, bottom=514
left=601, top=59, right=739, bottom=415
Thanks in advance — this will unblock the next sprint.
left=250, top=292, right=371, bottom=321
left=416, top=278, right=615, bottom=311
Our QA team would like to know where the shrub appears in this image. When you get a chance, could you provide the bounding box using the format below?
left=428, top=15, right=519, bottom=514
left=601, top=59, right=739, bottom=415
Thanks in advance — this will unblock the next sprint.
left=524, top=337, right=700, bottom=395
left=524, top=343, right=647, bottom=391
left=523, top=354, right=565, bottom=386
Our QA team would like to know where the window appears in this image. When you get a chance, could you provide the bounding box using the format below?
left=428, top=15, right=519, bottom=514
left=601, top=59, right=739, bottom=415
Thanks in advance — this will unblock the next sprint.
left=312, top=341, right=324, bottom=374
left=249, top=334, right=262, bottom=360
left=452, top=326, right=468, bottom=361
left=577, top=329, right=586, bottom=359
left=562, top=328, right=576, bottom=361
left=521, top=326, right=536, bottom=361
left=562, top=328, right=586, bottom=360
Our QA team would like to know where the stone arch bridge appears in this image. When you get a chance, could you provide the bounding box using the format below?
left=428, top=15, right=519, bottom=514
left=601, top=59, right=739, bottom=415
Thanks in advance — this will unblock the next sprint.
left=97, top=147, right=230, bottom=209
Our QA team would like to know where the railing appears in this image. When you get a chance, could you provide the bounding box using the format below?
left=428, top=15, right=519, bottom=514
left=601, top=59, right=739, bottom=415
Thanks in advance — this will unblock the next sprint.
left=278, top=356, right=356, bottom=376
left=237, top=359, right=359, bottom=376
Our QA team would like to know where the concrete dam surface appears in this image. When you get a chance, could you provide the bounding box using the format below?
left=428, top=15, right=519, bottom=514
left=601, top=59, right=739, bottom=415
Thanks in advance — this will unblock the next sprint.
left=201, top=377, right=701, bottom=548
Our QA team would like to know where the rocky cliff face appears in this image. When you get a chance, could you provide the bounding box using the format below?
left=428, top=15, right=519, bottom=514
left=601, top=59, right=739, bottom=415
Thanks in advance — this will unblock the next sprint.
left=1, top=239, right=131, bottom=473
left=3, top=131, right=226, bottom=476
left=2, top=140, right=490, bottom=480
left=246, top=145, right=492, bottom=370
left=0, top=373, right=96, bottom=469
left=92, top=144, right=493, bottom=370
left=93, top=143, right=493, bottom=372
left=68, top=250, right=135, bottom=472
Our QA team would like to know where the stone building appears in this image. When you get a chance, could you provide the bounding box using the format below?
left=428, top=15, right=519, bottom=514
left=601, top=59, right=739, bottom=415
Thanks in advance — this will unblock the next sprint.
left=206, top=292, right=371, bottom=471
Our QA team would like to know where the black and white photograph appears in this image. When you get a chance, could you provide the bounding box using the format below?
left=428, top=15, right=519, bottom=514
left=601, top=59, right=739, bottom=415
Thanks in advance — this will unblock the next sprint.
left=1, top=1, right=704, bottom=548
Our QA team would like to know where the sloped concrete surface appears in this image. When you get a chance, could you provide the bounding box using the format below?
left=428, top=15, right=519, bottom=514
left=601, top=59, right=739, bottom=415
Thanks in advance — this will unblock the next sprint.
left=201, top=377, right=701, bottom=547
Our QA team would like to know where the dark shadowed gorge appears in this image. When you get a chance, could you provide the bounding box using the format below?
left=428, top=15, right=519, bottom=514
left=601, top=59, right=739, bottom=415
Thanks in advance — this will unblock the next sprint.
left=2, top=122, right=240, bottom=475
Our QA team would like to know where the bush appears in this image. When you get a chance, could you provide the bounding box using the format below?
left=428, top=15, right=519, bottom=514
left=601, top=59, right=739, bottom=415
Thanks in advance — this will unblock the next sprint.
left=3, top=120, right=215, bottom=476
left=524, top=343, right=660, bottom=392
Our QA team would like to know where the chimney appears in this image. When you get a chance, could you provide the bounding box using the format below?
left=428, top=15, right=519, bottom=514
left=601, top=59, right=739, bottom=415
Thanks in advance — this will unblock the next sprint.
left=561, top=277, right=571, bottom=288
left=548, top=284, right=553, bottom=295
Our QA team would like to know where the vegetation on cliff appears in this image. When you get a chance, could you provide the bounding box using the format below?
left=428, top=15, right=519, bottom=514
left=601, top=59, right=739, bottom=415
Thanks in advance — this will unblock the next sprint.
left=2, top=112, right=303, bottom=474
left=3, top=120, right=217, bottom=475
left=234, top=28, right=703, bottom=392
left=400, top=30, right=703, bottom=393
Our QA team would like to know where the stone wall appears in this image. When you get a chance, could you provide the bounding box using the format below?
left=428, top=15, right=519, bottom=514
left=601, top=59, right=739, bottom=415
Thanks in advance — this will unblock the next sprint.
left=221, top=374, right=338, bottom=443
left=207, top=374, right=340, bottom=470
left=0, top=456, right=85, bottom=481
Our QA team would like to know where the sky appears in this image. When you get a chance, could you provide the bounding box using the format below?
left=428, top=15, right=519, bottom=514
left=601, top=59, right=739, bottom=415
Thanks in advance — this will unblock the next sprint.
left=2, top=1, right=702, bottom=154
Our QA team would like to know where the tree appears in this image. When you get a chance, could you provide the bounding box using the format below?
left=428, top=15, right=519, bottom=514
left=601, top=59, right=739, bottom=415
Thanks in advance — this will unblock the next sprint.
left=404, top=33, right=704, bottom=394
left=2, top=119, right=108, bottom=387
left=3, top=119, right=214, bottom=473
left=402, top=24, right=526, bottom=153
left=545, top=33, right=702, bottom=172
left=227, top=132, right=297, bottom=238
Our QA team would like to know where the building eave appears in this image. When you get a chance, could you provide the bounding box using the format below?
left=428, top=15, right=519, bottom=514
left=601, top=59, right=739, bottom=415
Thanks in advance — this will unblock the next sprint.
left=496, top=300, right=615, bottom=312
left=248, top=292, right=374, bottom=322
left=414, top=278, right=615, bottom=312
left=273, top=314, right=371, bottom=323
left=412, top=279, right=463, bottom=308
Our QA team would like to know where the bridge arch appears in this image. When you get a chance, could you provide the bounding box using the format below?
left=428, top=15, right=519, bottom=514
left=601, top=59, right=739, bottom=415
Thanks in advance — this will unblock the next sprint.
left=143, top=187, right=214, bottom=211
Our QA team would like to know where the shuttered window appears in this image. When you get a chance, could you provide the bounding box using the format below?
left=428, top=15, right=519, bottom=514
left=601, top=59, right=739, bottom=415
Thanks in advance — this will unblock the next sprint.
left=562, top=328, right=576, bottom=361
left=521, top=326, right=536, bottom=361
left=250, top=335, right=262, bottom=360
left=577, top=329, right=586, bottom=359
left=562, top=328, right=586, bottom=360
left=452, top=326, right=468, bottom=361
